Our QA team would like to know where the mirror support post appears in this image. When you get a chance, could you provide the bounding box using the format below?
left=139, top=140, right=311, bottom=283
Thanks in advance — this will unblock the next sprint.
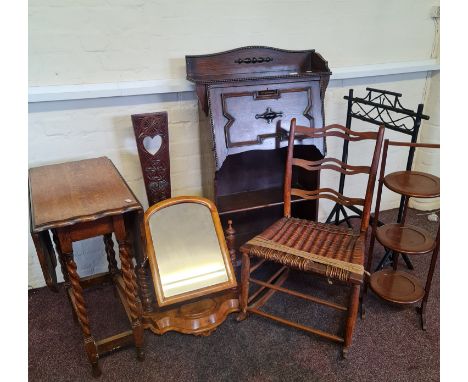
left=138, top=263, right=153, bottom=313
left=225, top=220, right=237, bottom=267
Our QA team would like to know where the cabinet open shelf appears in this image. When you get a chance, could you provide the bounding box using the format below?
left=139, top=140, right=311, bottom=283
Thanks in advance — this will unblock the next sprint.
left=214, top=145, right=322, bottom=252
left=217, top=187, right=307, bottom=215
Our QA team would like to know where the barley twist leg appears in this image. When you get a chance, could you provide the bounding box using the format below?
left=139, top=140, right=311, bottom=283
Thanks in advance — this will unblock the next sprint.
left=63, top=251, right=100, bottom=377
left=118, top=240, right=145, bottom=360
left=127, top=248, right=143, bottom=308
left=52, top=230, right=80, bottom=323
left=52, top=230, right=70, bottom=286
left=103, top=233, right=118, bottom=275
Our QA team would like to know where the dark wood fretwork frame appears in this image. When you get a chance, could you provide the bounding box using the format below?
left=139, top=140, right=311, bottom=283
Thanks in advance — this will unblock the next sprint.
left=325, top=88, right=430, bottom=270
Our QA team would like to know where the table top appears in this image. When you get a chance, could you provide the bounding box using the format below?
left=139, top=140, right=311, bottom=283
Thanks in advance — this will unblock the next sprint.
left=29, top=157, right=142, bottom=232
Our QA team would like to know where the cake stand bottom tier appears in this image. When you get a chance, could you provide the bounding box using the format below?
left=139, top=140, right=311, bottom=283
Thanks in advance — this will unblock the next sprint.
left=369, top=270, right=425, bottom=304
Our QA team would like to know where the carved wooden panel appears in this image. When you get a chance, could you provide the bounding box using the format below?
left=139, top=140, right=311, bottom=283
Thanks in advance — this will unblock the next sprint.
left=131, top=112, right=171, bottom=206
left=208, top=80, right=324, bottom=170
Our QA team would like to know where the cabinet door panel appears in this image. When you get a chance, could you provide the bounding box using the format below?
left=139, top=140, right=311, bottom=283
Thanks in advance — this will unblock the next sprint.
left=208, top=80, right=324, bottom=170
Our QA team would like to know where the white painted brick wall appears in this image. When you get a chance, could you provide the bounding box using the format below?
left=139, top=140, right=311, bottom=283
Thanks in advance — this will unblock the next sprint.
left=410, top=72, right=440, bottom=211
left=28, top=92, right=202, bottom=288
left=28, top=1, right=439, bottom=288
left=28, top=72, right=437, bottom=288
left=29, top=0, right=438, bottom=86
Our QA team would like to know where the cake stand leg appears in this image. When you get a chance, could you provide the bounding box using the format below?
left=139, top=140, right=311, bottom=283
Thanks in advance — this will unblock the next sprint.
left=419, top=230, right=440, bottom=331
left=417, top=303, right=427, bottom=331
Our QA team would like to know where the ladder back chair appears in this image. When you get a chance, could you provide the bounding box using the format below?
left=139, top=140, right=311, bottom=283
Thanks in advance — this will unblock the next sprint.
left=237, top=119, right=384, bottom=357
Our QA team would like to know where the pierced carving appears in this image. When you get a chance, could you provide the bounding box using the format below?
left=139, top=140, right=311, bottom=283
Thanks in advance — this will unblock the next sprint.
left=148, top=179, right=170, bottom=199
left=235, top=56, right=272, bottom=64
left=131, top=112, right=171, bottom=206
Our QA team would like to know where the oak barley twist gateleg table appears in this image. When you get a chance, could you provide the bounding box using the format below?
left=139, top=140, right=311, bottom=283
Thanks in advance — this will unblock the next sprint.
left=29, top=157, right=145, bottom=377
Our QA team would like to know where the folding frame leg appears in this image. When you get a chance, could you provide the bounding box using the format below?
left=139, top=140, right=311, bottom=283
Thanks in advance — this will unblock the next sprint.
left=343, top=284, right=360, bottom=359
left=236, top=251, right=250, bottom=322
left=402, top=254, right=414, bottom=270
left=325, top=204, right=339, bottom=224
left=417, top=232, right=440, bottom=331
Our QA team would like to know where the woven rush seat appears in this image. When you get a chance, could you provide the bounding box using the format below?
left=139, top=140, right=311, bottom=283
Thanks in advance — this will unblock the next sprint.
left=237, top=121, right=385, bottom=357
left=241, top=217, right=365, bottom=283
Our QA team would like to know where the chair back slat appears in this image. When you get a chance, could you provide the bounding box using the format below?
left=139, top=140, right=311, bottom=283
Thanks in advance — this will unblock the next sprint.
left=292, top=158, right=371, bottom=176
left=291, top=188, right=365, bottom=207
left=284, top=119, right=385, bottom=233
left=294, top=124, right=379, bottom=141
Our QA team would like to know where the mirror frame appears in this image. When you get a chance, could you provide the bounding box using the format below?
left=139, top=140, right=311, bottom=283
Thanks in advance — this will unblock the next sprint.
left=144, top=196, right=237, bottom=307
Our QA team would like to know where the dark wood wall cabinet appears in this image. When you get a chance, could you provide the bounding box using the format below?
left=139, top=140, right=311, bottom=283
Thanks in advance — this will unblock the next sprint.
left=186, top=47, right=331, bottom=260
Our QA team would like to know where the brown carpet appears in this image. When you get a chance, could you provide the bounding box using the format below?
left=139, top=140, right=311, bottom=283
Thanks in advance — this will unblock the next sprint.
left=28, top=208, right=439, bottom=382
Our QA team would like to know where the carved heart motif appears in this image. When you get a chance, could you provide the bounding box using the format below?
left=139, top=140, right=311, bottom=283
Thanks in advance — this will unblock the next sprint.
left=142, top=135, right=162, bottom=156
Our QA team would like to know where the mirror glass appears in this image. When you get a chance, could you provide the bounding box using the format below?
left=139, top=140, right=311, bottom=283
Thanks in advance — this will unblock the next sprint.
left=148, top=202, right=229, bottom=298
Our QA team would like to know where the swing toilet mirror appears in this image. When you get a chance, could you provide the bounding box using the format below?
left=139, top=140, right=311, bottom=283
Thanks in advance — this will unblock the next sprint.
left=144, top=196, right=237, bottom=307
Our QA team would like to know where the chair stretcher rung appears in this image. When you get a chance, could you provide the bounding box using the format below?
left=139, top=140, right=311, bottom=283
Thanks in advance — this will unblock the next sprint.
left=248, top=307, right=344, bottom=343
left=249, top=277, right=348, bottom=311
left=250, top=259, right=266, bottom=273
left=248, top=266, right=288, bottom=304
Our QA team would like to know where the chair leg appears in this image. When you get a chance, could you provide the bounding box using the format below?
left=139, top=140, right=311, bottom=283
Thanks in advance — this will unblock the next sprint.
left=236, top=251, right=250, bottom=322
left=343, top=284, right=360, bottom=359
